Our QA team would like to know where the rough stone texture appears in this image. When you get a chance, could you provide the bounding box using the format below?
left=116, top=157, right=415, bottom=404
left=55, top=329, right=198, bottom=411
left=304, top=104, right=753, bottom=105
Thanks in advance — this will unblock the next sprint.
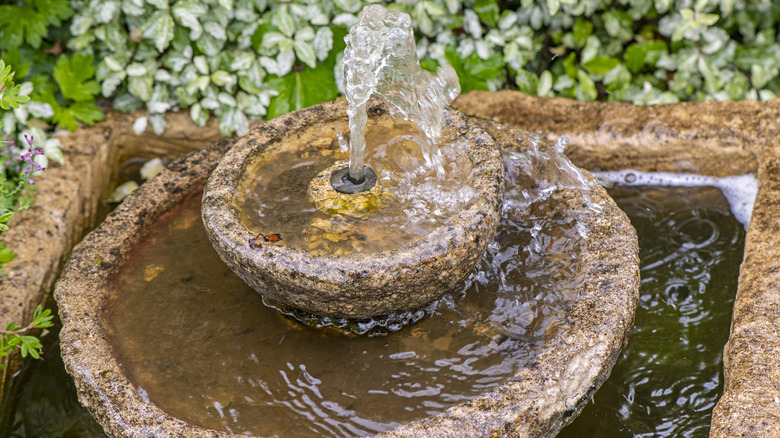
left=0, top=111, right=223, bottom=429
left=202, top=99, right=506, bottom=319
left=55, top=113, right=640, bottom=437
left=454, top=90, right=766, bottom=177
left=709, top=142, right=780, bottom=438
left=452, top=90, right=780, bottom=438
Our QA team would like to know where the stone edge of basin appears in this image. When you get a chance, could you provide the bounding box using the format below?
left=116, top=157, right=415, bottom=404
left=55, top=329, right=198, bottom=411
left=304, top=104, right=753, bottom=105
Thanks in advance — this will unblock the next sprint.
left=201, top=99, right=505, bottom=319
left=55, top=110, right=639, bottom=437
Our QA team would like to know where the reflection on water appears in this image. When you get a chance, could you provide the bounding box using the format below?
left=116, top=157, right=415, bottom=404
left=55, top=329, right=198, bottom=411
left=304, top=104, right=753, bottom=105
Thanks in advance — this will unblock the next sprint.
left=559, top=185, right=744, bottom=438
left=10, top=185, right=743, bottom=438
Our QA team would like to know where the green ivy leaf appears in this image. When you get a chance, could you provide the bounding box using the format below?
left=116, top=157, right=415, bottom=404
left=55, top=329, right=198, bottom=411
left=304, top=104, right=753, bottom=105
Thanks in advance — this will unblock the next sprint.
left=474, top=0, right=499, bottom=27
left=583, top=56, right=620, bottom=75
left=624, top=44, right=646, bottom=73
left=572, top=19, right=593, bottom=48
left=577, top=69, right=597, bottom=100
left=53, top=54, right=100, bottom=102
left=0, top=246, right=16, bottom=264
left=538, top=70, right=553, bottom=96
left=265, top=26, right=345, bottom=119
left=515, top=69, right=539, bottom=95
left=266, top=60, right=339, bottom=119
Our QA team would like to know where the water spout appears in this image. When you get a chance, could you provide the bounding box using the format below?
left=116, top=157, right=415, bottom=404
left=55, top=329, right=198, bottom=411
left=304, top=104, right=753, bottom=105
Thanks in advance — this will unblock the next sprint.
left=342, top=5, right=460, bottom=182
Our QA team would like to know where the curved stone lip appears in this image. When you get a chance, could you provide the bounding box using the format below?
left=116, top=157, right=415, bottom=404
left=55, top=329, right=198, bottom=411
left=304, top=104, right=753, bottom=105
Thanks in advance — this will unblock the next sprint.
left=55, top=115, right=639, bottom=438
left=201, top=99, right=505, bottom=319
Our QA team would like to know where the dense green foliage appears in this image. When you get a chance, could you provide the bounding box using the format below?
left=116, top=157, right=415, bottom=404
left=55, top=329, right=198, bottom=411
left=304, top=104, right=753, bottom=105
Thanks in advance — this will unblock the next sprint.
left=1, top=0, right=780, bottom=138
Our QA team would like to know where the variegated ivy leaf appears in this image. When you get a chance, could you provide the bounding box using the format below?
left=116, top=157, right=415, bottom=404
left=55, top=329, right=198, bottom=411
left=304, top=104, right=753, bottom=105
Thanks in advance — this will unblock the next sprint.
left=150, top=113, right=167, bottom=135
left=231, top=52, right=255, bottom=72
left=148, top=85, right=172, bottom=113
left=239, top=60, right=266, bottom=93
left=142, top=11, right=175, bottom=52
left=129, top=75, right=154, bottom=101
left=217, top=92, right=237, bottom=107
left=294, top=41, right=317, bottom=68
left=133, top=116, right=148, bottom=134
left=70, top=15, right=94, bottom=36
left=463, top=10, right=482, bottom=39
left=121, top=0, right=146, bottom=16
left=218, top=0, right=233, bottom=11
left=204, top=21, right=227, bottom=40
left=259, top=56, right=279, bottom=75
left=262, top=32, right=286, bottom=50
left=334, top=0, right=361, bottom=13
left=26, top=101, right=55, bottom=119
left=98, top=1, right=120, bottom=23
left=277, top=49, right=295, bottom=76
left=211, top=70, right=236, bottom=87
left=140, top=158, right=165, bottom=180
left=126, top=62, right=147, bottom=76
left=146, top=0, right=168, bottom=9
left=105, top=56, right=125, bottom=72
left=43, top=138, right=65, bottom=166
left=237, top=91, right=268, bottom=118
left=294, top=26, right=315, bottom=42
left=414, top=3, right=434, bottom=36
left=173, top=0, right=206, bottom=39
left=102, top=73, right=126, bottom=97
left=155, top=69, right=172, bottom=82
left=190, top=102, right=209, bottom=126
left=279, top=37, right=295, bottom=53
left=275, top=6, right=295, bottom=38
left=313, top=27, right=333, bottom=62
left=219, top=107, right=249, bottom=137
left=194, top=55, right=209, bottom=74
left=332, top=13, right=357, bottom=28
left=196, top=33, right=224, bottom=56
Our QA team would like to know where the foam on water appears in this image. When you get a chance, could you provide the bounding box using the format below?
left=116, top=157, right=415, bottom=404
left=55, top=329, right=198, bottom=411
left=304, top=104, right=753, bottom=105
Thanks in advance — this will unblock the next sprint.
left=594, top=170, right=758, bottom=229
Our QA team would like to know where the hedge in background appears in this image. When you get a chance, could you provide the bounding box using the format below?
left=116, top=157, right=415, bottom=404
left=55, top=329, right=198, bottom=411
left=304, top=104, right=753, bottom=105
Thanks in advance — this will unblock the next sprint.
left=1, top=0, right=779, bottom=141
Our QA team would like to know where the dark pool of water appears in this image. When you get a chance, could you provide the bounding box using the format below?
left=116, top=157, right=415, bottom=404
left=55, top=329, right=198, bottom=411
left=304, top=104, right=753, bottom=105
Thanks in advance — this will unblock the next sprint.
left=559, top=185, right=745, bottom=437
left=7, top=184, right=744, bottom=438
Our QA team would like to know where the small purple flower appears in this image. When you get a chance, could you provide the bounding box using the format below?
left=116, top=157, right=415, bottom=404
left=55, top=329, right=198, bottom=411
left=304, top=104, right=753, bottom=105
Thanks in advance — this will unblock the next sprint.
left=17, top=135, right=47, bottom=184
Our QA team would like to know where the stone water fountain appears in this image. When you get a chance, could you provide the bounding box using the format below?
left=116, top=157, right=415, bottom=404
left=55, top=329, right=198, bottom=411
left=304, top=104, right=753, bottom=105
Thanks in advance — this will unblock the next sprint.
left=54, top=5, right=639, bottom=437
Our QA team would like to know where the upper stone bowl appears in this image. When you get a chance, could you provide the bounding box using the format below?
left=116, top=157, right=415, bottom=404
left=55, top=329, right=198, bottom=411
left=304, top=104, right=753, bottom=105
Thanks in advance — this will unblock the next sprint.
left=201, top=99, right=505, bottom=319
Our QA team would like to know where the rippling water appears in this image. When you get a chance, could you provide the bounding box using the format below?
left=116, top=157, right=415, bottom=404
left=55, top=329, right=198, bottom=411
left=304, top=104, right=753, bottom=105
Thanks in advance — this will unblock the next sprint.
left=559, top=185, right=745, bottom=438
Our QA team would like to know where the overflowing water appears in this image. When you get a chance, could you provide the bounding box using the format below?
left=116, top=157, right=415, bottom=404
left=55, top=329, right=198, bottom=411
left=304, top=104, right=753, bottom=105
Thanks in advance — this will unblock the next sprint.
left=343, top=5, right=460, bottom=180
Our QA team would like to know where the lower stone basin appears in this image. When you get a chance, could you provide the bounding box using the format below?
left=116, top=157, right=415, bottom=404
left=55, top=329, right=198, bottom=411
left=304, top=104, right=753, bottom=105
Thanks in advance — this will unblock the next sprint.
left=54, top=109, right=639, bottom=437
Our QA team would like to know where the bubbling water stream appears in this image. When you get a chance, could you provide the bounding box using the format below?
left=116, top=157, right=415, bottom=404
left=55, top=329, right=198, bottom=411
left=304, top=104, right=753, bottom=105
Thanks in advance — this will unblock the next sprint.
left=343, top=5, right=460, bottom=181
